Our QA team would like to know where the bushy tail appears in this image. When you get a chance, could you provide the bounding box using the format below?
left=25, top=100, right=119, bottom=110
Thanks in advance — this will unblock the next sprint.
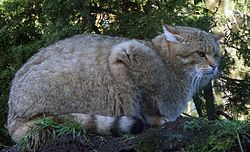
left=63, top=113, right=145, bottom=136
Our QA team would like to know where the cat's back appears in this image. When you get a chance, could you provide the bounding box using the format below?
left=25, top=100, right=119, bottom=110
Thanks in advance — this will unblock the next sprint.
left=15, top=34, right=128, bottom=78
left=9, top=34, right=131, bottom=117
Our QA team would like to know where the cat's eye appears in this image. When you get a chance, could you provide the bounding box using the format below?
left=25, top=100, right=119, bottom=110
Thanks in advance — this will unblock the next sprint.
left=197, top=51, right=205, bottom=57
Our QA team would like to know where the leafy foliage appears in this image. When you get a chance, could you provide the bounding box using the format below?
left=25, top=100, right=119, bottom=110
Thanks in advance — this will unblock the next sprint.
left=102, top=0, right=213, bottom=40
left=213, top=1, right=249, bottom=118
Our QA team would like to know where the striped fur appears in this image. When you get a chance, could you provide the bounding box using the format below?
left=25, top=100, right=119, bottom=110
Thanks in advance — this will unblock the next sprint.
left=7, top=24, right=222, bottom=147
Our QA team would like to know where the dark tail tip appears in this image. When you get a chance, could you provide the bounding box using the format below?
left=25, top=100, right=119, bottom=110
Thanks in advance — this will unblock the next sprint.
left=129, top=117, right=145, bottom=134
left=110, top=116, right=145, bottom=136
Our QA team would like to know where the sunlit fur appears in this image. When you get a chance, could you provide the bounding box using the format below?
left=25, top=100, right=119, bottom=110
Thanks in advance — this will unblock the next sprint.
left=7, top=24, right=221, bottom=145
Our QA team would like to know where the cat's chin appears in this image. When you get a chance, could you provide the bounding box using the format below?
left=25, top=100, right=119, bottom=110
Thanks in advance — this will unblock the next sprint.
left=199, top=76, right=213, bottom=88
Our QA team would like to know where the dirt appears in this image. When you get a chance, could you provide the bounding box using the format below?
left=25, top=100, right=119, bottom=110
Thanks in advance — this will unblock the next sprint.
left=1, top=117, right=249, bottom=152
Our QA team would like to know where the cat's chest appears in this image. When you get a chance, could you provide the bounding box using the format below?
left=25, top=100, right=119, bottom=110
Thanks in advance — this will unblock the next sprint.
left=154, top=81, right=192, bottom=121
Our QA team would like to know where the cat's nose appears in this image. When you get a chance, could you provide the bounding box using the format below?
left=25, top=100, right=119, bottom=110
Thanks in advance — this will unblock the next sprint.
left=210, top=64, right=217, bottom=70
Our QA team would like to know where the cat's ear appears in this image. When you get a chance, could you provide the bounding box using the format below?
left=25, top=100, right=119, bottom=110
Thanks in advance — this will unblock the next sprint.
left=162, top=24, right=181, bottom=43
left=213, top=34, right=223, bottom=43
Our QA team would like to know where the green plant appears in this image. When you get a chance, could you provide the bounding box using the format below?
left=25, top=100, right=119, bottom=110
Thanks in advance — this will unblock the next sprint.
left=183, top=118, right=249, bottom=152
left=139, top=134, right=162, bottom=152
left=19, top=116, right=93, bottom=151
left=168, top=134, right=184, bottom=142
left=122, top=133, right=135, bottom=141
left=184, top=118, right=203, bottom=131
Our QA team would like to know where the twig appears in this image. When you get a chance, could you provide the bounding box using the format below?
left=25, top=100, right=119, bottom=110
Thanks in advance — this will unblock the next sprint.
left=216, top=110, right=233, bottom=120
left=182, top=113, right=192, bottom=117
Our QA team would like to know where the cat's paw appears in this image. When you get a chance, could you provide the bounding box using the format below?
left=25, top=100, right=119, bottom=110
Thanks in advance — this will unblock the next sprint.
left=145, top=116, right=168, bottom=127
left=157, top=117, right=168, bottom=126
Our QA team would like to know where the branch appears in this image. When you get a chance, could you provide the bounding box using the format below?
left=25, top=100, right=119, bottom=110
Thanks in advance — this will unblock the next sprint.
left=220, top=76, right=249, bottom=83
left=182, top=113, right=192, bottom=117
left=216, top=110, right=233, bottom=120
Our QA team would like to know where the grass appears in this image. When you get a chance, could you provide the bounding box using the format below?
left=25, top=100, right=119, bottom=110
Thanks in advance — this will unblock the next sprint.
left=139, top=135, right=162, bottom=152
left=14, top=116, right=249, bottom=152
left=183, top=118, right=249, bottom=152
left=19, top=116, right=93, bottom=151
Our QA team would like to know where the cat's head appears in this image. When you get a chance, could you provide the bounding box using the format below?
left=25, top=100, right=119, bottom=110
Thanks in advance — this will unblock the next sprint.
left=152, top=24, right=222, bottom=89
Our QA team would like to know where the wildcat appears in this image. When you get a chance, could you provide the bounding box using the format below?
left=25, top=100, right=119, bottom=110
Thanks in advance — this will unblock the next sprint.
left=8, top=24, right=222, bottom=144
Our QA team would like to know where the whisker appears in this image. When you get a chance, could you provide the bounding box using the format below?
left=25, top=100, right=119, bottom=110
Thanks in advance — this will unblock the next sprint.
left=195, top=72, right=203, bottom=91
left=189, top=71, right=200, bottom=94
left=189, top=70, right=203, bottom=94
left=193, top=73, right=199, bottom=92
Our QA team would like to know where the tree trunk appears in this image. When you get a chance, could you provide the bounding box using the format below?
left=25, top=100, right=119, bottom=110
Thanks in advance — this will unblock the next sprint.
left=204, top=81, right=216, bottom=120
left=193, top=93, right=204, bottom=117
